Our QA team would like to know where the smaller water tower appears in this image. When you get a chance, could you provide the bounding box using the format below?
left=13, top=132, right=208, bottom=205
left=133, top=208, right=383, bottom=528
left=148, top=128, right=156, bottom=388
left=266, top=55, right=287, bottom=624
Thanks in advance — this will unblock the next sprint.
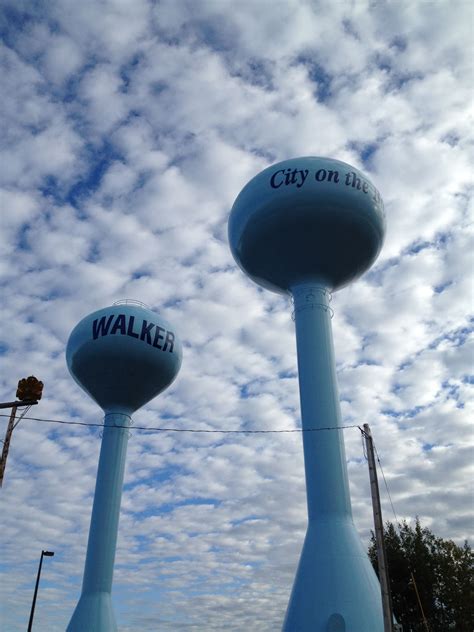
left=229, top=157, right=386, bottom=631
left=66, top=301, right=182, bottom=632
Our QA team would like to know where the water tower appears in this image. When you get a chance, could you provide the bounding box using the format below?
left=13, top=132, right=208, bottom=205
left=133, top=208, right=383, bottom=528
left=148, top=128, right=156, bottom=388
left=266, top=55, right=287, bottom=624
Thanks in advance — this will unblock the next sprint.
left=66, top=301, right=182, bottom=632
left=228, top=157, right=386, bottom=631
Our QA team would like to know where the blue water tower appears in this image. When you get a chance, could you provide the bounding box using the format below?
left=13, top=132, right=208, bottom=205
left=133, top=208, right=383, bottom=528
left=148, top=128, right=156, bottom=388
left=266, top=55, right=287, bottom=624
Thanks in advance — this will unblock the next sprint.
left=229, top=157, right=386, bottom=631
left=66, top=300, right=182, bottom=632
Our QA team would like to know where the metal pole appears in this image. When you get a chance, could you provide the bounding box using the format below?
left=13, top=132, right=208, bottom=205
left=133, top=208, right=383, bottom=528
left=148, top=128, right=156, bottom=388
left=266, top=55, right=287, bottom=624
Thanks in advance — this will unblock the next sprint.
left=0, top=405, right=17, bottom=487
left=363, top=423, right=394, bottom=632
left=28, top=551, right=44, bottom=632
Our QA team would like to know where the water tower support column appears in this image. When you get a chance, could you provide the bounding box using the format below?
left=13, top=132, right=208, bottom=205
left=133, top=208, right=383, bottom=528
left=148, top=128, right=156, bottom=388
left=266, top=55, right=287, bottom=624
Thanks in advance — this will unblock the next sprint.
left=291, top=284, right=352, bottom=519
left=283, top=283, right=383, bottom=632
left=67, top=412, right=132, bottom=632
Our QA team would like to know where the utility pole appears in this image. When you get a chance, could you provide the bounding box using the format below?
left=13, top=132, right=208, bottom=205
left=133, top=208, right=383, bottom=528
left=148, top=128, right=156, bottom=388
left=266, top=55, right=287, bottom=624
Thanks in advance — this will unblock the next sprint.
left=28, top=550, right=54, bottom=631
left=363, top=423, right=394, bottom=632
left=0, top=404, right=18, bottom=487
left=0, top=376, right=43, bottom=487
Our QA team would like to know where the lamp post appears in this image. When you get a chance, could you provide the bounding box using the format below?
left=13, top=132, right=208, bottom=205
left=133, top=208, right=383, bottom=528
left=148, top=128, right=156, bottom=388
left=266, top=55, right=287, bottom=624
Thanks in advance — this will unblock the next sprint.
left=28, top=550, right=54, bottom=631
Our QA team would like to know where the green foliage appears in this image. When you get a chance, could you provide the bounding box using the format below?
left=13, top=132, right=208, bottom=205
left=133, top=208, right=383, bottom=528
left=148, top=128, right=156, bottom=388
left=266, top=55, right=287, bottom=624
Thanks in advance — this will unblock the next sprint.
left=368, top=519, right=473, bottom=631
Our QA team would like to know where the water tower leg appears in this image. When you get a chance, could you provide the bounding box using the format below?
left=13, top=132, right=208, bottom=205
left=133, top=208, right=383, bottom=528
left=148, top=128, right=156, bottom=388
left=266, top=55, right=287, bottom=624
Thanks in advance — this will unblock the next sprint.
left=67, top=412, right=131, bottom=632
left=282, top=284, right=383, bottom=632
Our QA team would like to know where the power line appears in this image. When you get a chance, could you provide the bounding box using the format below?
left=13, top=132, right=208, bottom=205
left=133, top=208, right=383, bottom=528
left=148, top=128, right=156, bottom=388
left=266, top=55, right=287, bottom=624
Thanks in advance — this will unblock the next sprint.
left=0, top=413, right=360, bottom=435
left=373, top=441, right=400, bottom=525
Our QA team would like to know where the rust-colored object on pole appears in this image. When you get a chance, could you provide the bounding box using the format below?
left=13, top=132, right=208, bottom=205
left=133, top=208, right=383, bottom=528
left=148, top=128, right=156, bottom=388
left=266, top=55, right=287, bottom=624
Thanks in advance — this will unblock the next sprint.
left=16, top=376, right=43, bottom=402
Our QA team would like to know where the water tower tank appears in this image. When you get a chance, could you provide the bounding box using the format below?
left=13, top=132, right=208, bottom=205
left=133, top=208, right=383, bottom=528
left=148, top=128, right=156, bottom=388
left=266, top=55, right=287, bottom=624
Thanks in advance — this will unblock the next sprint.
left=66, top=301, right=182, bottom=632
left=67, top=302, right=182, bottom=414
left=229, top=156, right=385, bottom=294
left=228, top=157, right=386, bottom=631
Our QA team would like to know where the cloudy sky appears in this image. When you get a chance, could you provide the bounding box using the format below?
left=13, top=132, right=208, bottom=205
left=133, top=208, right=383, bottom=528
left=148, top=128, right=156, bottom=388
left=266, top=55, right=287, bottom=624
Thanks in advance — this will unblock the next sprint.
left=1, top=1, right=473, bottom=630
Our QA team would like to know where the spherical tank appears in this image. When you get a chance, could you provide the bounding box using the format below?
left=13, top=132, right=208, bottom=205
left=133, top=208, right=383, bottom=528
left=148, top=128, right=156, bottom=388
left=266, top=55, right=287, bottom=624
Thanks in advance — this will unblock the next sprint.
left=66, top=304, right=182, bottom=414
left=228, top=157, right=385, bottom=293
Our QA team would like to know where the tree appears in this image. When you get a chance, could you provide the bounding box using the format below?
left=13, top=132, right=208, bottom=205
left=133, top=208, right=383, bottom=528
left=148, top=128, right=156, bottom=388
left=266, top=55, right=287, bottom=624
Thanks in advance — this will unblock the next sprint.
left=368, top=519, right=473, bottom=631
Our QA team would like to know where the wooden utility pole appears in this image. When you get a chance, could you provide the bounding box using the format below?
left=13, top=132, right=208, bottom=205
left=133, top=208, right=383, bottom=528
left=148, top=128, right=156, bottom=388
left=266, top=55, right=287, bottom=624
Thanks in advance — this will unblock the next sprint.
left=0, top=376, right=43, bottom=487
left=363, top=423, right=394, bottom=632
left=0, top=405, right=18, bottom=487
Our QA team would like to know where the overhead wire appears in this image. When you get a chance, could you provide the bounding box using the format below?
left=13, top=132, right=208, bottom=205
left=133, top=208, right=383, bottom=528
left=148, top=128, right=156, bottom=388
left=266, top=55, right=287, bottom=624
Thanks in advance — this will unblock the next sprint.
left=0, top=412, right=360, bottom=434
left=373, top=441, right=399, bottom=525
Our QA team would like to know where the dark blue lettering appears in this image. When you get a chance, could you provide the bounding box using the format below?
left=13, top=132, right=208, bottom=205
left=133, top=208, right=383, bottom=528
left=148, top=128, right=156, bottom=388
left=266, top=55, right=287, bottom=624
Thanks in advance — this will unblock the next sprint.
left=345, top=171, right=362, bottom=190
left=127, top=316, right=139, bottom=338
left=298, top=170, right=309, bottom=187
left=287, top=169, right=297, bottom=185
left=140, top=320, right=154, bottom=344
left=327, top=170, right=339, bottom=183
left=315, top=168, right=327, bottom=182
left=153, top=326, right=165, bottom=349
left=270, top=170, right=285, bottom=188
left=92, top=315, right=114, bottom=340
left=163, top=330, right=175, bottom=353
left=110, top=314, right=126, bottom=335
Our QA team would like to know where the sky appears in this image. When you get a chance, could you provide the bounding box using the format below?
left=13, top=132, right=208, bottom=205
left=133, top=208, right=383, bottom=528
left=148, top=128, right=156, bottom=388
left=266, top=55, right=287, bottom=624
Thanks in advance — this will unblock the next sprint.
left=0, top=0, right=473, bottom=630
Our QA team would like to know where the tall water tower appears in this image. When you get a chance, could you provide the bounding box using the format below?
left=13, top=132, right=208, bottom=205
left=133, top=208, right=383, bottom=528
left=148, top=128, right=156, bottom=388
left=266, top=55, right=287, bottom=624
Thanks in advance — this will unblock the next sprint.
left=66, top=301, right=182, bottom=632
left=228, top=157, right=386, bottom=631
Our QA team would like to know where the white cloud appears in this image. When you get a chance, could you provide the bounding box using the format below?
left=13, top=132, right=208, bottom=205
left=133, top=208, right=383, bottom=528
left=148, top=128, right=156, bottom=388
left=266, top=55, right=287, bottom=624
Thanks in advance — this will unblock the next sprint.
left=1, top=1, right=472, bottom=630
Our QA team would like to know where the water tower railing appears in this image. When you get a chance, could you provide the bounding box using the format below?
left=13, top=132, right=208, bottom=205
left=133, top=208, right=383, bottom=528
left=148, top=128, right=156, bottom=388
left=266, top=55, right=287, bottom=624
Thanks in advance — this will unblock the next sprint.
left=113, top=299, right=150, bottom=309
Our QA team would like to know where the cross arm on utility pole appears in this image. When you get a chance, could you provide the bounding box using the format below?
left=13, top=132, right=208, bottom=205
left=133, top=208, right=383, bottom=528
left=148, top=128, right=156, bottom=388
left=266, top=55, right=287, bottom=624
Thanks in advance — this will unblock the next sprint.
left=0, top=400, right=39, bottom=409
left=363, top=423, right=395, bottom=632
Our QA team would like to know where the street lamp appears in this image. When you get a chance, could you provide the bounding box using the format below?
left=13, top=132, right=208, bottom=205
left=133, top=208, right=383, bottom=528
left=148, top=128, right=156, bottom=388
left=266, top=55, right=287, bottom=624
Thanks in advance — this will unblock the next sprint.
left=28, top=550, right=54, bottom=631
